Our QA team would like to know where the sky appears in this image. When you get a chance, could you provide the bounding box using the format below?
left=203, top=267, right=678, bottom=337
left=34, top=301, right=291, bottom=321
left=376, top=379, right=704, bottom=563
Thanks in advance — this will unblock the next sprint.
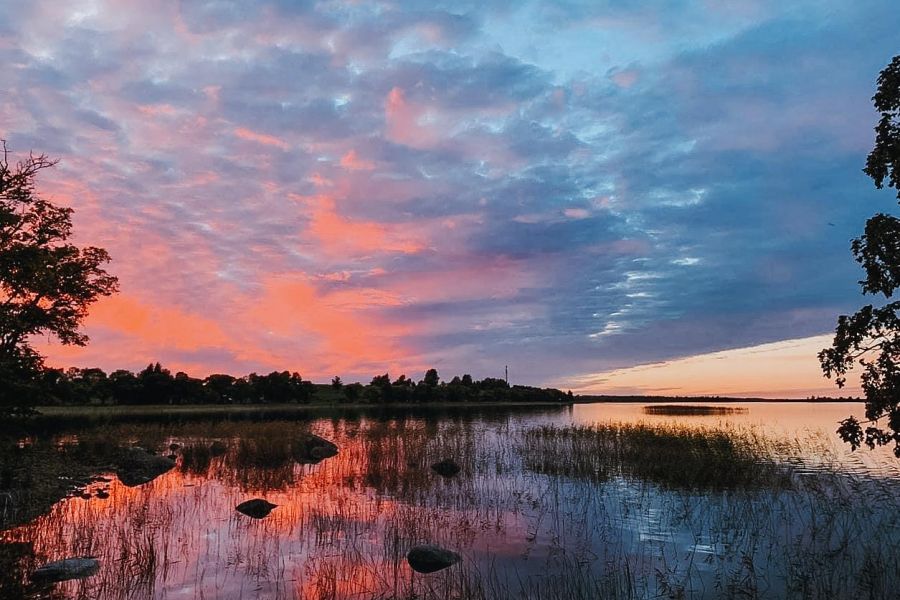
left=2, top=1, right=897, bottom=397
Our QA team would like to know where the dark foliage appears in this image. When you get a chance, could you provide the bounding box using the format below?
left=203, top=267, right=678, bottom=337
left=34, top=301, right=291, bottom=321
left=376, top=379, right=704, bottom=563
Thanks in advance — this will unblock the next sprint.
left=820, top=56, right=900, bottom=456
left=344, top=368, right=567, bottom=404
left=40, top=364, right=317, bottom=406
left=36, top=365, right=569, bottom=407
left=0, top=143, right=118, bottom=416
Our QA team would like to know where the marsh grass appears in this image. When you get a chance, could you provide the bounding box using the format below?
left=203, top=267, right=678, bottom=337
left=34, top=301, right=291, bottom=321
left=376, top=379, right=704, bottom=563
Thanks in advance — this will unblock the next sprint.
left=2, top=413, right=899, bottom=599
left=642, top=404, right=749, bottom=416
left=519, top=423, right=791, bottom=490
left=179, top=442, right=213, bottom=475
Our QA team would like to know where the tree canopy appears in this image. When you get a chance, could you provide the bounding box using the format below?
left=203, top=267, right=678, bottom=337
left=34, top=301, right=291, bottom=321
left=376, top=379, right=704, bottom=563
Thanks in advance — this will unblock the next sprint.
left=35, top=364, right=569, bottom=407
left=820, top=55, right=900, bottom=456
left=0, top=143, right=118, bottom=414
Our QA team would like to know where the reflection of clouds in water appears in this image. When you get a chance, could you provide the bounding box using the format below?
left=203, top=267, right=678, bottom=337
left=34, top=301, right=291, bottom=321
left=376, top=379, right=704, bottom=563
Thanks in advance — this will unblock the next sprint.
left=1, top=407, right=898, bottom=599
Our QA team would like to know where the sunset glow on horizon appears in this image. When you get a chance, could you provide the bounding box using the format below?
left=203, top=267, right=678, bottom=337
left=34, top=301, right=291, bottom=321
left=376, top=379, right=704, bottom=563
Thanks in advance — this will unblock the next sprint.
left=4, top=1, right=898, bottom=394
left=565, top=335, right=863, bottom=399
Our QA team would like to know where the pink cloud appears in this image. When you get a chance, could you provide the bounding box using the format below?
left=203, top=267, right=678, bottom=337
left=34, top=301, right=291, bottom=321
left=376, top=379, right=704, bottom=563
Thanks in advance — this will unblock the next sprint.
left=384, top=87, right=441, bottom=149
left=564, top=207, right=591, bottom=219
left=339, top=149, right=375, bottom=171
left=610, top=68, right=640, bottom=89
left=137, top=104, right=179, bottom=117
left=242, top=275, right=424, bottom=376
left=234, top=127, right=290, bottom=150
left=295, top=193, right=426, bottom=258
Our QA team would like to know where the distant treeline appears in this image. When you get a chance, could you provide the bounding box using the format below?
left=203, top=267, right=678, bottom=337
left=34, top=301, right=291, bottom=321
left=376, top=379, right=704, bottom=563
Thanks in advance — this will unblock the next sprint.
left=35, top=364, right=572, bottom=406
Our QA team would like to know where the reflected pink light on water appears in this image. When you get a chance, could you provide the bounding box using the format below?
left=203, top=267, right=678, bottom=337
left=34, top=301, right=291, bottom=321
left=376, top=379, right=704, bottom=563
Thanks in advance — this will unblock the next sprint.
left=2, top=405, right=898, bottom=599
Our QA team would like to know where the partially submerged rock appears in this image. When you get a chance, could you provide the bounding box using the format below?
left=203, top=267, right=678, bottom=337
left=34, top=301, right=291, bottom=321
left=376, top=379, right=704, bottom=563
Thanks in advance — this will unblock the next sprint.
left=431, top=458, right=461, bottom=478
left=209, top=440, right=228, bottom=456
left=32, top=557, right=99, bottom=583
left=293, top=433, right=339, bottom=464
left=235, top=498, right=278, bottom=519
left=406, top=544, right=461, bottom=574
left=116, top=448, right=175, bottom=487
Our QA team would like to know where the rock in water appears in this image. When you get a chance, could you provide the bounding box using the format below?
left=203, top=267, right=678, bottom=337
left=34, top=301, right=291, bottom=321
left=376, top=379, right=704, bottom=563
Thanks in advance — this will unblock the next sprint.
left=235, top=498, right=278, bottom=519
left=293, top=433, right=339, bottom=464
left=209, top=440, right=228, bottom=456
left=431, top=458, right=461, bottom=477
left=32, top=557, right=99, bottom=583
left=116, top=448, right=175, bottom=487
left=406, top=545, right=461, bottom=573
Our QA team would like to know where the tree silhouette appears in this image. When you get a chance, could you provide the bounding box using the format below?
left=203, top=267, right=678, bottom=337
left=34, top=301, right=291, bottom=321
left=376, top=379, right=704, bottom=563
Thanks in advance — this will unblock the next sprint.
left=422, top=368, right=439, bottom=387
left=0, top=143, right=118, bottom=415
left=27, top=362, right=568, bottom=407
left=820, top=56, right=900, bottom=456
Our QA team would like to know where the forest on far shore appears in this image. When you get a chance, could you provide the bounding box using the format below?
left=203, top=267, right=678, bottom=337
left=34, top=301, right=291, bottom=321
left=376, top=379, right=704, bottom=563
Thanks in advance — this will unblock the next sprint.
left=32, top=363, right=573, bottom=407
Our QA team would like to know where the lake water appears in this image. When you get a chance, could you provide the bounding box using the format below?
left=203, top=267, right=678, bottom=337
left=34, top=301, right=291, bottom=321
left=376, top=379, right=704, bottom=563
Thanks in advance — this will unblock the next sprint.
left=2, top=401, right=898, bottom=599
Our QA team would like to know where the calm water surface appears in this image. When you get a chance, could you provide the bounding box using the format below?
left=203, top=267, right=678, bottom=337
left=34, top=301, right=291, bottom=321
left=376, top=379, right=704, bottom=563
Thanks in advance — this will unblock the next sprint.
left=2, top=402, right=898, bottom=599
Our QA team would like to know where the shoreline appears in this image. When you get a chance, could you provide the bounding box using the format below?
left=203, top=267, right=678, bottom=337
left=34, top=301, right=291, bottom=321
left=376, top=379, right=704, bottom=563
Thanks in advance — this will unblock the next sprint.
left=30, top=396, right=864, bottom=418
left=33, top=400, right=574, bottom=417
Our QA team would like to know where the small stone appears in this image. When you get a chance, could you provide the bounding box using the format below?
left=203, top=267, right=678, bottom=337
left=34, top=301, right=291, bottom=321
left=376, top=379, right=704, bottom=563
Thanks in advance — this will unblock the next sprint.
left=431, top=459, right=461, bottom=478
left=293, top=434, right=339, bottom=464
left=116, top=447, right=176, bottom=487
left=32, top=557, right=99, bottom=583
left=406, top=544, right=461, bottom=574
left=235, top=498, right=278, bottom=519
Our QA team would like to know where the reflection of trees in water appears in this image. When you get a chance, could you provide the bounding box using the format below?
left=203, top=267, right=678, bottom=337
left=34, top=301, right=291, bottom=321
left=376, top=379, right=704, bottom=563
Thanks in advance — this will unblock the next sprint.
left=0, top=541, right=37, bottom=599
left=1, top=415, right=898, bottom=599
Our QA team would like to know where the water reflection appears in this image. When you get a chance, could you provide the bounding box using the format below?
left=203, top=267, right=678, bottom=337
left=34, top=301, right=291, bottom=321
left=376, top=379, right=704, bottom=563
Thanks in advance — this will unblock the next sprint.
left=573, top=401, right=900, bottom=476
left=0, top=402, right=898, bottom=599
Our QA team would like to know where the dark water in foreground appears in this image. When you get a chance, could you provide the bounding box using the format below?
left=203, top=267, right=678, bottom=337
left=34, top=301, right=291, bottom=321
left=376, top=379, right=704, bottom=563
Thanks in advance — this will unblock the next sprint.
left=2, top=402, right=899, bottom=599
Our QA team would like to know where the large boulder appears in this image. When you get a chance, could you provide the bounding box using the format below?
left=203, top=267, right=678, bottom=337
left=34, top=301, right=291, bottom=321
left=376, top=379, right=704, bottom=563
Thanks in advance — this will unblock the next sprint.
left=235, top=498, right=278, bottom=519
left=32, top=557, right=99, bottom=583
left=293, top=433, right=339, bottom=464
left=116, top=448, right=175, bottom=487
left=406, top=544, right=461, bottom=574
left=431, top=458, right=461, bottom=478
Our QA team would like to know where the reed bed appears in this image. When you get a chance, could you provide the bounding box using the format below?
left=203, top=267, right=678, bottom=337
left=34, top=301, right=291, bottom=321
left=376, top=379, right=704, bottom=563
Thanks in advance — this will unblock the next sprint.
left=642, top=404, right=749, bottom=416
left=519, top=423, right=791, bottom=490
